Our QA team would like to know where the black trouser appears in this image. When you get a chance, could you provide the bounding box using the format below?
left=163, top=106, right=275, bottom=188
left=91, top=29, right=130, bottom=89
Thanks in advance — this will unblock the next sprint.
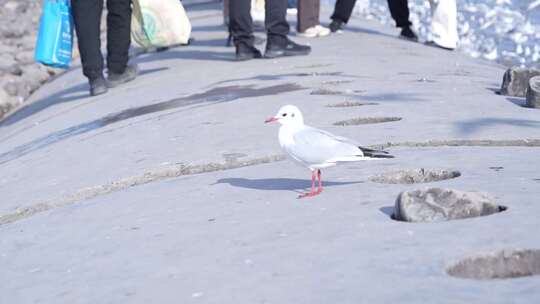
left=72, top=0, right=132, bottom=80
left=387, top=0, right=411, bottom=28
left=297, top=0, right=320, bottom=33
left=229, top=0, right=289, bottom=47
left=331, top=0, right=411, bottom=28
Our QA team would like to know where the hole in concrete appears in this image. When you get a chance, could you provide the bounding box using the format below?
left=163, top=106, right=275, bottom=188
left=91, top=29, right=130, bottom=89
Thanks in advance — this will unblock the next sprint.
left=311, top=88, right=347, bottom=95
left=447, top=249, right=540, bottom=280
left=326, top=101, right=378, bottom=107
left=321, top=80, right=354, bottom=85
left=333, top=117, right=402, bottom=126
left=369, top=169, right=461, bottom=184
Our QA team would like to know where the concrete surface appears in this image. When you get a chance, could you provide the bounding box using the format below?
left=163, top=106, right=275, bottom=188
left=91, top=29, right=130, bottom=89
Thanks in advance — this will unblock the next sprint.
left=0, top=2, right=539, bottom=303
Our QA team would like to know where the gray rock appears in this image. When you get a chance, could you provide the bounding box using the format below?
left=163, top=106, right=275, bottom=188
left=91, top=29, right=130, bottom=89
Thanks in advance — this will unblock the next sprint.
left=500, top=67, right=540, bottom=97
left=394, top=188, right=504, bottom=222
left=525, top=76, right=540, bottom=109
left=0, top=54, right=15, bottom=71
left=15, top=51, right=34, bottom=65
left=0, top=87, right=18, bottom=119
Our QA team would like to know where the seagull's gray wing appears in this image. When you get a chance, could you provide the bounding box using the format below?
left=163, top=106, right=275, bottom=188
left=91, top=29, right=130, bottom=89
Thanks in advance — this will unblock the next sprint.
left=288, top=126, right=362, bottom=165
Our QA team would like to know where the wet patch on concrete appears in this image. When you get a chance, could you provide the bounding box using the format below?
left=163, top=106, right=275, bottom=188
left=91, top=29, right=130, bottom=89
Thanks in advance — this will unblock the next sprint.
left=369, top=169, right=461, bottom=184
left=333, top=117, right=402, bottom=126
left=326, top=101, right=378, bottom=107
left=0, top=83, right=304, bottom=165
left=211, top=72, right=362, bottom=86
left=447, top=249, right=540, bottom=280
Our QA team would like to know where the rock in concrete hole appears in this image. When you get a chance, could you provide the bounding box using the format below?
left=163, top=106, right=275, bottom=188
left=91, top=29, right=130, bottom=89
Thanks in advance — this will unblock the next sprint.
left=393, top=188, right=507, bottom=223
left=326, top=101, right=378, bottom=107
left=447, top=249, right=540, bottom=280
left=370, top=169, right=461, bottom=184
left=333, top=117, right=401, bottom=126
left=500, top=67, right=540, bottom=97
left=525, top=75, right=540, bottom=108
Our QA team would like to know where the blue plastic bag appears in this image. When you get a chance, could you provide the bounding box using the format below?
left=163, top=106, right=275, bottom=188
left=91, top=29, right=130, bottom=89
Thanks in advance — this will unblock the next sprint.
left=34, top=0, right=73, bottom=69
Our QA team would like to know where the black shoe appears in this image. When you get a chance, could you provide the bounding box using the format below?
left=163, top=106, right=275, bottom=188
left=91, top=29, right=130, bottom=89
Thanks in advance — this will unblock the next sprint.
left=399, top=26, right=418, bottom=42
left=89, top=76, right=108, bottom=96
left=235, top=44, right=262, bottom=61
left=329, top=20, right=344, bottom=33
left=107, top=63, right=138, bottom=88
left=264, top=39, right=311, bottom=59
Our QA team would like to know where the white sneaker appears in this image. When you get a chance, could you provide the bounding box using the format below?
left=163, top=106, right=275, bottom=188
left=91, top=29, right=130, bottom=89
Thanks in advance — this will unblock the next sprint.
left=287, top=8, right=298, bottom=16
left=298, top=26, right=318, bottom=38
left=315, top=25, right=330, bottom=37
left=298, top=25, right=330, bottom=38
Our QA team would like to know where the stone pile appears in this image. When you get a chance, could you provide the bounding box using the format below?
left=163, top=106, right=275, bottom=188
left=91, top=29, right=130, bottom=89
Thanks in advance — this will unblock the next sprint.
left=0, top=0, right=56, bottom=120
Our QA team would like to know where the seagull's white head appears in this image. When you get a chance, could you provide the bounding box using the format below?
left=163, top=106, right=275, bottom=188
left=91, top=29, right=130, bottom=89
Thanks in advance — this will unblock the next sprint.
left=265, top=105, right=304, bottom=126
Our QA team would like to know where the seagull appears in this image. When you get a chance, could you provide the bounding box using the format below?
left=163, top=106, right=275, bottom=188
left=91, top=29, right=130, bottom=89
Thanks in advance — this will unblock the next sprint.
left=265, top=105, right=394, bottom=198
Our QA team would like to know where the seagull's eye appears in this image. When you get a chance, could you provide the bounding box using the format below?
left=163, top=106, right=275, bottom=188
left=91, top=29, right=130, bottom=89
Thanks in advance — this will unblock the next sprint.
left=282, top=113, right=287, bottom=117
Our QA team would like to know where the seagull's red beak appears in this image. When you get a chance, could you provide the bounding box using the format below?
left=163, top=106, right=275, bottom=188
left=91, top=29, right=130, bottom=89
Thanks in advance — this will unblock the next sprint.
left=265, top=117, right=278, bottom=123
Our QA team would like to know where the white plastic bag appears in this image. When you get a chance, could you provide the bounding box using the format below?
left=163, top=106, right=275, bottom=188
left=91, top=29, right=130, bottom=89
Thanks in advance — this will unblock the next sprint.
left=132, top=0, right=192, bottom=48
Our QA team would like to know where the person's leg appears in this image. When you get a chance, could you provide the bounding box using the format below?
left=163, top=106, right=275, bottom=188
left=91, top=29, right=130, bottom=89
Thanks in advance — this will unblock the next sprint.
left=330, top=0, right=356, bottom=23
left=387, top=0, right=417, bottom=41
left=106, top=0, right=132, bottom=74
left=297, top=0, right=319, bottom=33
left=429, top=0, right=458, bottom=49
left=265, top=0, right=289, bottom=47
left=71, top=0, right=104, bottom=80
left=229, top=0, right=255, bottom=47
left=264, top=0, right=310, bottom=58
left=387, top=0, right=411, bottom=28
left=229, top=0, right=262, bottom=60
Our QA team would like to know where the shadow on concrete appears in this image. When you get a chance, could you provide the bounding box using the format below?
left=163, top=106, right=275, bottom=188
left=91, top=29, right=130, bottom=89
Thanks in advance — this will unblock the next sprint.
left=191, top=24, right=227, bottom=33
left=379, top=206, right=395, bottom=217
left=135, top=49, right=233, bottom=63
left=455, top=117, right=540, bottom=135
left=215, top=177, right=364, bottom=191
left=0, top=83, right=88, bottom=128
left=340, top=25, right=395, bottom=39
left=506, top=96, right=528, bottom=107
left=0, top=67, right=169, bottom=128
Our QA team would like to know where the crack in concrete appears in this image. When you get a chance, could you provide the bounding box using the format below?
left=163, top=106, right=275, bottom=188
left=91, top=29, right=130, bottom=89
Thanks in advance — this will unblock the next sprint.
left=0, top=154, right=286, bottom=226
left=1, top=138, right=539, bottom=227
left=376, top=138, right=540, bottom=149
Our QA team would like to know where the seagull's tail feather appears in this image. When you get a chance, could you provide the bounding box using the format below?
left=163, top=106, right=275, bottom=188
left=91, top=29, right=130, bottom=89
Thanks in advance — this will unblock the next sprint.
left=358, top=146, right=395, bottom=159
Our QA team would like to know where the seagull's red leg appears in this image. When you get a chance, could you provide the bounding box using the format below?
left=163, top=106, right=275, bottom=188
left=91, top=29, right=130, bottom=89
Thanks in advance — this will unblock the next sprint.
left=298, top=170, right=317, bottom=199
left=316, top=169, right=323, bottom=194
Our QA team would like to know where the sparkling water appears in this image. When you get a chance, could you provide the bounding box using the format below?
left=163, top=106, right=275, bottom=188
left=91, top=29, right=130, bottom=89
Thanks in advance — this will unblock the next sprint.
left=324, top=0, right=540, bottom=67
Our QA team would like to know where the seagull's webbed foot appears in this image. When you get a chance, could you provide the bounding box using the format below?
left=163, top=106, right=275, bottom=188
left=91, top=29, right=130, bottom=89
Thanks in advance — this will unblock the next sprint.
left=297, top=188, right=323, bottom=199
left=297, top=169, right=323, bottom=199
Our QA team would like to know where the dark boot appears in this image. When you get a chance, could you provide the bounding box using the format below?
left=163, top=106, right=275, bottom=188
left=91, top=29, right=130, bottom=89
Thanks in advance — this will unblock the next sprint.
left=264, top=38, right=311, bottom=58
left=107, top=63, right=138, bottom=88
left=89, top=76, right=108, bottom=96
left=329, top=19, right=345, bottom=33
left=235, top=43, right=263, bottom=61
left=399, top=26, right=418, bottom=42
